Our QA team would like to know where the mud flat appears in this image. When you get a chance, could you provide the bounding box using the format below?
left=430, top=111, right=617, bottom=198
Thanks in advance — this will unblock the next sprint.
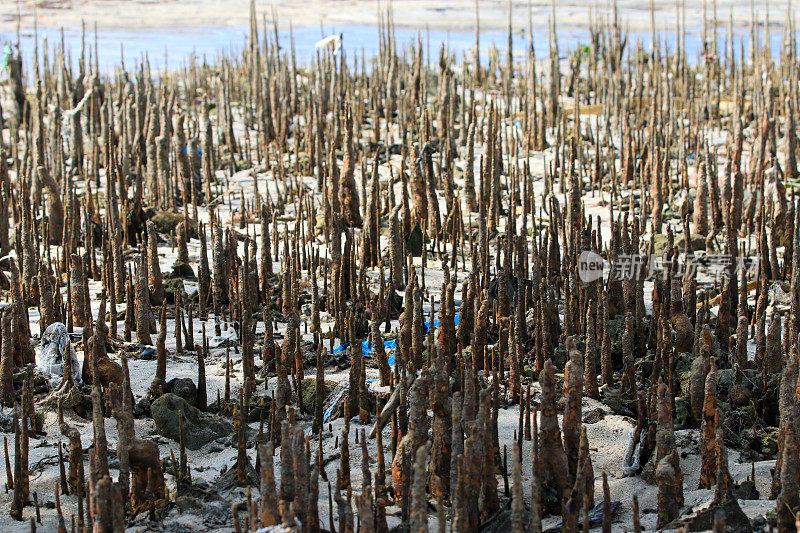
left=0, top=1, right=796, bottom=532
left=0, top=0, right=787, bottom=33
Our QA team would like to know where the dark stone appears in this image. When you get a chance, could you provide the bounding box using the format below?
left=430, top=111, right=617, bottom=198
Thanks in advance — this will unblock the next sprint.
left=203, top=501, right=233, bottom=527
left=150, top=211, right=198, bottom=237
left=487, top=275, right=534, bottom=308
left=634, top=357, right=654, bottom=379
left=406, top=223, right=424, bottom=257
left=174, top=495, right=205, bottom=514
left=133, top=398, right=152, bottom=418
left=602, top=388, right=637, bottom=418
left=582, top=407, right=606, bottom=424
left=756, top=509, right=774, bottom=530
left=72, top=392, right=93, bottom=419
left=151, top=393, right=233, bottom=450
left=675, top=352, right=694, bottom=396
left=551, top=344, right=568, bottom=370
left=754, top=427, right=779, bottom=458
left=734, top=480, right=759, bottom=500
left=651, top=233, right=706, bottom=256
left=300, top=378, right=337, bottom=414
left=162, top=277, right=189, bottom=303
left=674, top=396, right=693, bottom=430
left=670, top=314, right=694, bottom=353
left=606, top=315, right=628, bottom=365
left=542, top=501, right=622, bottom=533
left=247, top=395, right=272, bottom=423
left=479, top=509, right=532, bottom=533
left=665, top=498, right=752, bottom=533
left=540, top=477, right=563, bottom=515
left=214, top=460, right=259, bottom=491
left=639, top=460, right=656, bottom=485
left=387, top=289, right=404, bottom=319
left=169, top=261, right=196, bottom=280
left=523, top=364, right=536, bottom=379
left=166, top=378, right=198, bottom=406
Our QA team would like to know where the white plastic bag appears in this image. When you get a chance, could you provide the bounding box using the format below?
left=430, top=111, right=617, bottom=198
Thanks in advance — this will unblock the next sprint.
left=38, top=323, right=82, bottom=387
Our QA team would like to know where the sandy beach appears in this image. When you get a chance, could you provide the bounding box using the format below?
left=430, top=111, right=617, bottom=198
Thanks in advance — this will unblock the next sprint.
left=0, top=0, right=789, bottom=34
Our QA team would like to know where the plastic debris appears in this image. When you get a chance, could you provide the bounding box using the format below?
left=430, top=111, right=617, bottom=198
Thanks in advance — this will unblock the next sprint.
left=315, top=34, right=342, bottom=55
left=37, top=322, right=82, bottom=387
left=137, top=346, right=157, bottom=360
left=331, top=313, right=459, bottom=369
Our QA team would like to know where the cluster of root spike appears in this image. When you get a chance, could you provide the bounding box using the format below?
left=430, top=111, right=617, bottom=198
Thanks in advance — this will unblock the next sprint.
left=3, top=0, right=800, bottom=531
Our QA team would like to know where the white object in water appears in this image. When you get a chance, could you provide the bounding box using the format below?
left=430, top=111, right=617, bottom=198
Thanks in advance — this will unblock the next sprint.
left=38, top=322, right=82, bottom=387
left=315, top=34, right=342, bottom=55
left=0, top=42, right=20, bottom=123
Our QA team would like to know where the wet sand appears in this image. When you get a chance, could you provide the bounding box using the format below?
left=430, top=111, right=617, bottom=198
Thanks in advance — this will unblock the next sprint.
left=0, top=0, right=788, bottom=35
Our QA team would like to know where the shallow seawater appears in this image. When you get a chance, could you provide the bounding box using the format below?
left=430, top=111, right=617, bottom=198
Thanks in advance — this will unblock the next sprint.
left=0, top=22, right=792, bottom=76
left=1, top=24, right=565, bottom=74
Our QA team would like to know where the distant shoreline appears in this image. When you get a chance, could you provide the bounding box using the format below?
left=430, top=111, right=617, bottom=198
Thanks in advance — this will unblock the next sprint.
left=0, top=0, right=789, bottom=35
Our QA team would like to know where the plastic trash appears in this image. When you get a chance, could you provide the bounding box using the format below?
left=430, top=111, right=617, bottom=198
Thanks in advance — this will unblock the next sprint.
left=315, top=34, right=342, bottom=55
left=137, top=346, right=157, bottom=360
left=769, top=281, right=792, bottom=306
left=424, top=312, right=460, bottom=332
left=330, top=313, right=461, bottom=369
left=322, top=383, right=348, bottom=422
left=38, top=322, right=82, bottom=387
left=0, top=42, right=23, bottom=124
left=0, top=44, right=11, bottom=71
left=332, top=313, right=460, bottom=351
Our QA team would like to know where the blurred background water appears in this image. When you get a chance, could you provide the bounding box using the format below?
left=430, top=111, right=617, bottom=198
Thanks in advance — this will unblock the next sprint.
left=0, top=21, right=792, bottom=77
